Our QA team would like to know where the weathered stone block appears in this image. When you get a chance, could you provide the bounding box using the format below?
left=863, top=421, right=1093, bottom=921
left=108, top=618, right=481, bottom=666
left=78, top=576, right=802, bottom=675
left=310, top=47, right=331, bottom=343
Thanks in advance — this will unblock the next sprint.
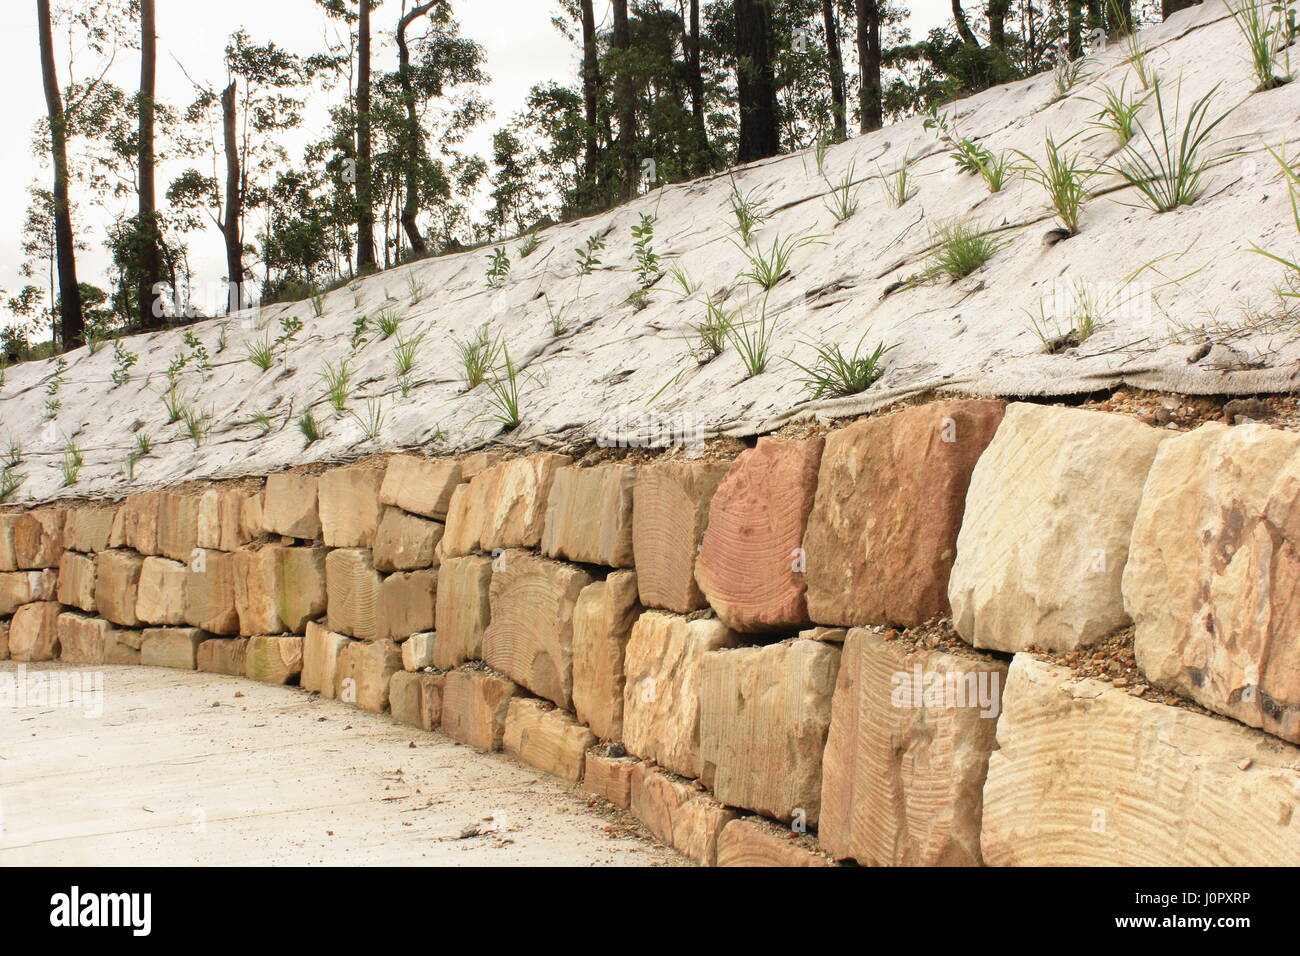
left=432, top=555, right=491, bottom=669
left=0, top=569, right=57, bottom=616
left=11, top=508, right=66, bottom=569
left=134, top=556, right=189, bottom=626
left=716, top=818, right=832, bottom=868
left=325, top=548, right=381, bottom=641
left=819, top=629, right=1006, bottom=866
left=197, top=637, right=249, bottom=676
left=379, top=455, right=462, bottom=519
left=57, top=613, right=112, bottom=665
left=94, top=551, right=144, bottom=627
left=197, top=487, right=245, bottom=551
left=482, top=550, right=593, bottom=709
left=401, top=632, right=435, bottom=671
left=632, top=459, right=730, bottom=613
left=695, top=436, right=823, bottom=632
left=183, top=549, right=238, bottom=635
left=302, top=620, right=350, bottom=697
left=982, top=655, right=1300, bottom=866
left=389, top=671, right=444, bottom=730
left=698, top=636, right=841, bottom=824
left=442, top=453, right=570, bottom=557
left=440, top=668, right=516, bottom=751
left=622, top=611, right=738, bottom=778
left=334, top=638, right=402, bottom=712
left=116, top=492, right=162, bottom=555
left=262, top=472, right=320, bottom=539
left=319, top=464, right=384, bottom=548
left=542, top=463, right=636, bottom=567
left=157, top=492, right=201, bottom=563
left=503, top=698, right=596, bottom=782
left=274, top=546, right=327, bottom=633
left=629, top=762, right=737, bottom=866
left=572, top=570, right=640, bottom=741
left=106, top=628, right=143, bottom=665
left=232, top=548, right=284, bottom=636
left=140, top=627, right=205, bottom=670
left=8, top=602, right=61, bottom=661
left=373, top=507, right=442, bottom=572
left=949, top=403, right=1164, bottom=652
left=56, top=551, right=97, bottom=612
left=378, top=569, right=437, bottom=641
left=245, top=635, right=303, bottom=684
left=584, top=752, right=637, bottom=808
left=65, top=503, right=117, bottom=553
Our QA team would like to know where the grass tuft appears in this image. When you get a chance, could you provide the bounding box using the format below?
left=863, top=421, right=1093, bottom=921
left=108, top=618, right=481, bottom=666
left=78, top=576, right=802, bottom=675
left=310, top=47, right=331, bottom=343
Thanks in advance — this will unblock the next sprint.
left=789, top=334, right=899, bottom=399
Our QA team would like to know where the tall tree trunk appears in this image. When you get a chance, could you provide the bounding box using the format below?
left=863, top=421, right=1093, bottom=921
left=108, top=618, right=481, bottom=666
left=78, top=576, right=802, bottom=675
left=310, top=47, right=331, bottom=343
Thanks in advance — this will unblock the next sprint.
left=137, top=0, right=162, bottom=330
left=823, top=0, right=847, bottom=141
left=580, top=0, right=602, bottom=195
left=1162, top=0, right=1200, bottom=18
left=1067, top=0, right=1083, bottom=58
left=685, top=0, right=711, bottom=174
left=611, top=0, right=638, bottom=198
left=36, top=0, right=83, bottom=350
left=952, top=0, right=980, bottom=46
left=397, top=1, right=438, bottom=258
left=221, top=80, right=243, bottom=312
left=987, top=0, right=1012, bottom=47
left=355, top=0, right=377, bottom=272
left=855, top=0, right=883, bottom=134
left=735, top=0, right=779, bottom=162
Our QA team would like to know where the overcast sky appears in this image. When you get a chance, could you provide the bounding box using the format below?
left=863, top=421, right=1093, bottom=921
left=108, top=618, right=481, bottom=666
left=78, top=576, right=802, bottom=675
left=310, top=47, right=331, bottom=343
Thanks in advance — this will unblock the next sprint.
left=0, top=0, right=951, bottom=321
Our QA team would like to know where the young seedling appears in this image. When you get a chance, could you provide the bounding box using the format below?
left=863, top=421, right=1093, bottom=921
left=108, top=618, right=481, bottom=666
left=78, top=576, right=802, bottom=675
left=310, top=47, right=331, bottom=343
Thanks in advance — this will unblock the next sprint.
left=351, top=314, right=371, bottom=350
left=161, top=384, right=186, bottom=424
left=824, top=162, right=861, bottom=223
left=406, top=272, right=427, bottom=304
left=879, top=154, right=916, bottom=207
left=60, top=441, right=82, bottom=486
left=135, top=431, right=152, bottom=458
left=975, top=150, right=1018, bottom=193
left=726, top=297, right=777, bottom=378
left=373, top=309, right=402, bottom=340
left=1230, top=0, right=1294, bottom=91
left=486, top=246, right=511, bottom=287
left=925, top=221, right=1007, bottom=280
left=518, top=233, right=542, bottom=258
left=249, top=410, right=273, bottom=437
left=1053, top=54, right=1092, bottom=100
left=626, top=289, right=651, bottom=311
left=2, top=438, right=21, bottom=469
left=665, top=262, right=700, bottom=300
left=728, top=178, right=769, bottom=246
left=1248, top=146, right=1300, bottom=296
left=0, top=467, right=25, bottom=503
left=1025, top=280, right=1120, bottom=352
left=181, top=405, right=210, bottom=448
left=318, top=359, right=353, bottom=413
left=924, top=107, right=995, bottom=175
left=350, top=398, right=388, bottom=441
left=246, top=334, right=275, bottom=371
left=1086, top=81, right=1150, bottom=147
left=1124, top=27, right=1157, bottom=90
left=576, top=234, right=605, bottom=275
left=735, top=233, right=825, bottom=290
left=690, top=295, right=734, bottom=363
left=482, top=344, right=524, bottom=430
left=789, top=334, right=899, bottom=398
left=456, top=326, right=501, bottom=389
left=544, top=295, right=570, bottom=336
left=276, top=315, right=303, bottom=348
left=392, top=333, right=422, bottom=391
left=632, top=214, right=661, bottom=287
left=310, top=288, right=326, bottom=317
left=298, top=410, right=324, bottom=447
left=1017, top=134, right=1099, bottom=235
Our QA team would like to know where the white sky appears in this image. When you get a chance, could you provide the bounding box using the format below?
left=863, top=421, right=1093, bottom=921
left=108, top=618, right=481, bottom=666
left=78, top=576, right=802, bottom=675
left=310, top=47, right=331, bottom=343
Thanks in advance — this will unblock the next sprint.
left=0, top=0, right=952, bottom=320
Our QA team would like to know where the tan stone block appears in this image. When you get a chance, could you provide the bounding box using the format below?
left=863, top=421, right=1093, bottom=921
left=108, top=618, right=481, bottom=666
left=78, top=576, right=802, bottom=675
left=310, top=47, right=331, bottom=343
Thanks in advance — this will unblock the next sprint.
left=245, top=635, right=303, bottom=684
left=698, top=636, right=841, bottom=824
left=0, top=516, right=15, bottom=572
left=140, top=627, right=205, bottom=669
left=503, top=698, right=596, bottom=782
left=584, top=752, right=637, bottom=808
left=262, top=472, right=320, bottom=539
left=622, top=610, right=738, bottom=778
left=134, top=556, right=188, bottom=626
left=232, top=548, right=284, bottom=636
left=378, top=569, right=437, bottom=641
left=0, top=569, right=57, bottom=616
left=982, top=655, right=1300, bottom=866
left=2, top=508, right=66, bottom=570
left=273, top=546, right=327, bottom=633
left=106, top=627, right=143, bottom=665
left=184, top=549, right=238, bottom=635
left=440, top=667, right=516, bottom=751
left=401, top=631, right=435, bottom=670
left=8, top=602, right=61, bottom=660
left=197, top=487, right=246, bottom=551
left=483, top=550, right=593, bottom=709
left=373, top=507, right=442, bottom=572
left=334, top=638, right=402, bottom=712
left=629, top=762, right=737, bottom=866
left=319, top=464, right=385, bottom=548
left=572, top=571, right=640, bottom=740
left=197, top=637, right=248, bottom=676
left=94, top=551, right=144, bottom=627
left=302, top=620, right=350, bottom=697
left=442, top=453, right=570, bottom=557
left=819, top=629, right=1006, bottom=866
left=241, top=491, right=265, bottom=541
left=458, top=450, right=502, bottom=478
left=379, top=455, right=462, bottom=519
left=325, top=548, right=381, bottom=640
left=57, top=613, right=112, bottom=665
left=542, top=463, right=636, bottom=567
left=389, top=671, right=444, bottom=730
left=695, top=436, right=823, bottom=632
left=65, top=503, right=117, bottom=553
left=632, top=459, right=730, bottom=613
left=116, top=492, right=162, bottom=554
left=157, top=492, right=201, bottom=562
left=716, top=818, right=832, bottom=868
left=949, top=403, right=1164, bottom=652
left=432, top=555, right=491, bottom=669
left=56, top=551, right=96, bottom=612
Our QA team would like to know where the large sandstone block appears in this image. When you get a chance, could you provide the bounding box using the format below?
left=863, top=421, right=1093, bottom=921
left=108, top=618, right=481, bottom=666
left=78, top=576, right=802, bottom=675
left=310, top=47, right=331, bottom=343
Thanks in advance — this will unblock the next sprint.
left=379, top=455, right=462, bottom=519
left=716, top=818, right=832, bottom=868
left=0, top=570, right=57, bottom=616
left=319, top=464, right=385, bottom=548
left=302, top=621, right=350, bottom=697
left=698, top=636, right=841, bottom=824
left=584, top=752, right=637, bottom=808
left=116, top=492, right=162, bottom=554
left=241, top=491, right=265, bottom=541
left=232, top=548, right=284, bottom=636
left=334, top=638, right=402, bottom=712
left=373, top=507, right=442, bottom=572
left=440, top=668, right=516, bottom=751
left=441, top=453, right=570, bottom=557
left=157, top=492, right=201, bottom=562
left=503, top=698, right=597, bottom=782
left=949, top=403, right=1164, bottom=652
left=432, top=555, right=492, bottom=669
left=140, top=627, right=205, bottom=669
left=803, top=399, right=1004, bottom=629
left=629, top=762, right=738, bottom=867
left=57, top=613, right=113, bottom=665
left=482, top=550, right=593, bottom=709
left=632, top=459, right=730, bottom=613
left=65, top=503, right=118, bottom=553
left=325, top=548, right=381, bottom=640
left=57, top=551, right=97, bottom=612
left=94, top=551, right=145, bottom=627
left=9, top=508, right=66, bottom=569
left=622, top=611, right=738, bottom=778
left=695, top=436, right=823, bottom=632
left=197, top=488, right=245, bottom=551
left=1125, top=423, right=1300, bottom=744
left=262, top=472, right=321, bottom=539
left=819, top=629, right=1006, bottom=866
left=245, top=635, right=303, bottom=684
left=8, top=602, right=61, bottom=661
left=388, top=671, right=444, bottom=730
left=542, top=463, right=636, bottom=567
left=572, top=571, right=641, bottom=741
left=377, top=569, right=437, bottom=642
left=106, top=627, right=143, bottom=665
left=197, top=637, right=249, bottom=676
left=134, top=556, right=189, bottom=626
left=183, top=549, right=238, bottom=635
left=274, top=546, right=328, bottom=633
left=983, top=655, right=1300, bottom=866
left=402, top=632, right=435, bottom=670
